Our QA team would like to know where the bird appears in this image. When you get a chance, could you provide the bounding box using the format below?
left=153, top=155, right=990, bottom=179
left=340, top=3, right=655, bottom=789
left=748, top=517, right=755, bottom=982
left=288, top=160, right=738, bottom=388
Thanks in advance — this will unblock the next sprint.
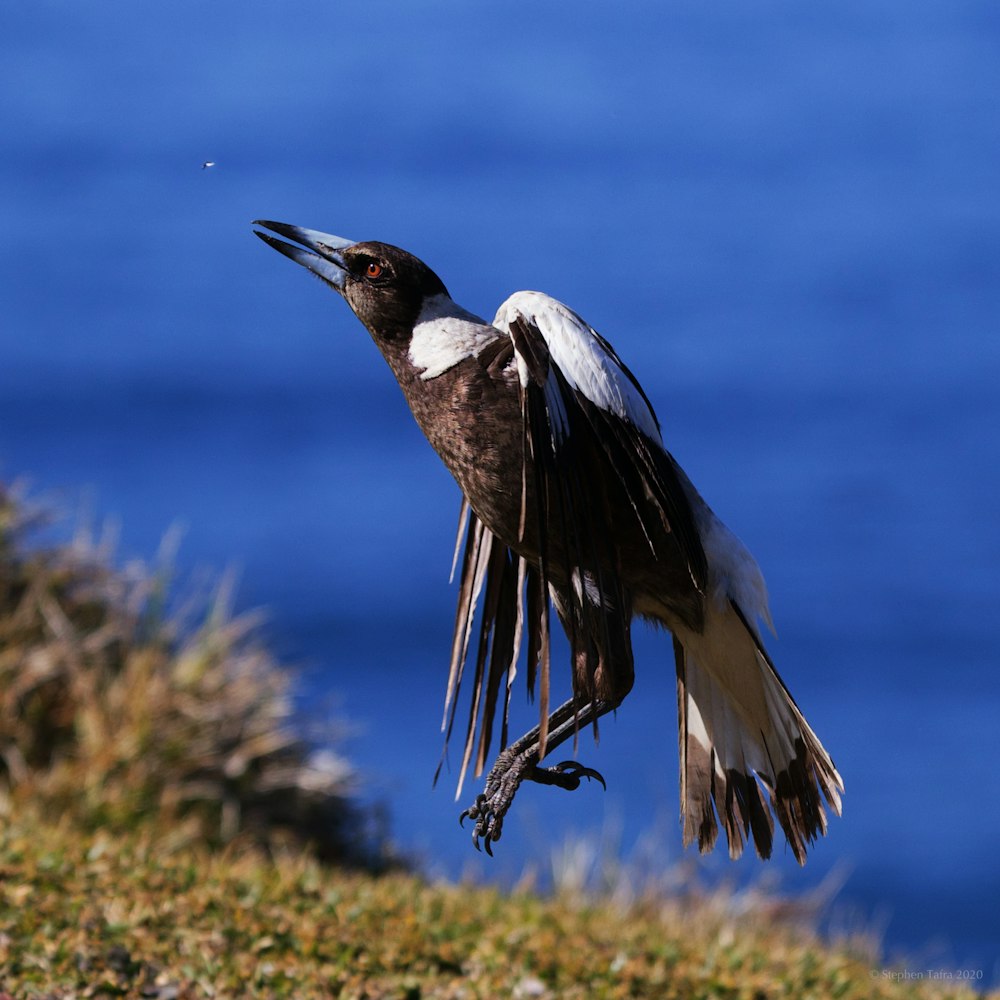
left=201, top=161, right=216, bottom=170
left=252, top=219, right=843, bottom=861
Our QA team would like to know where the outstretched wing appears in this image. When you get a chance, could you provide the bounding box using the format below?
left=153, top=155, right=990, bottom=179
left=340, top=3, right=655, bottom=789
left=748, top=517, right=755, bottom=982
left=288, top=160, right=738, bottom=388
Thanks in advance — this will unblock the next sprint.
left=495, top=291, right=707, bottom=595
left=437, top=291, right=707, bottom=798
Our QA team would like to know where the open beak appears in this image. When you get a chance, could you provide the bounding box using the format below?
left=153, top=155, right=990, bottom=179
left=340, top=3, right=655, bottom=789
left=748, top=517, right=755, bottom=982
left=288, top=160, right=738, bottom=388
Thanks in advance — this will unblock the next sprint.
left=252, top=220, right=355, bottom=291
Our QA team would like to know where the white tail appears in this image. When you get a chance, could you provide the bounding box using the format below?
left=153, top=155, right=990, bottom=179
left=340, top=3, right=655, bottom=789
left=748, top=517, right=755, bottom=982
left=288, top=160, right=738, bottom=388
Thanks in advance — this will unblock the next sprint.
left=673, top=597, right=843, bottom=863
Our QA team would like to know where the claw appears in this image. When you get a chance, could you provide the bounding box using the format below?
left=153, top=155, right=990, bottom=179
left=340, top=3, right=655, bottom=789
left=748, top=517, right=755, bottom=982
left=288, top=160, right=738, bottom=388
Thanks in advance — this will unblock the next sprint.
left=552, top=760, right=607, bottom=790
left=525, top=759, right=607, bottom=791
left=459, top=757, right=607, bottom=855
left=461, top=794, right=485, bottom=828
left=460, top=790, right=503, bottom=856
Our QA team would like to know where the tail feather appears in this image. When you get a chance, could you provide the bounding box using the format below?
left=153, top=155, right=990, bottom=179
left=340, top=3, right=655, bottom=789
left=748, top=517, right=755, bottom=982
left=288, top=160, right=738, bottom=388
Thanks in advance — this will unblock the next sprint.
left=673, top=602, right=842, bottom=864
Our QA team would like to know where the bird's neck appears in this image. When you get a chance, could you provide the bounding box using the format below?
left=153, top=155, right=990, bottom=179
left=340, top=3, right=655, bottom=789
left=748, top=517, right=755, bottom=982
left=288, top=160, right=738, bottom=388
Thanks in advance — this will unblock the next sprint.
left=407, top=293, right=498, bottom=380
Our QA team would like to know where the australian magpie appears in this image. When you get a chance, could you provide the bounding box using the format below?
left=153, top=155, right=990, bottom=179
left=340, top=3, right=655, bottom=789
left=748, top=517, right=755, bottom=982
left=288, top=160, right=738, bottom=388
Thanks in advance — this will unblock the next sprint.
left=253, top=220, right=843, bottom=861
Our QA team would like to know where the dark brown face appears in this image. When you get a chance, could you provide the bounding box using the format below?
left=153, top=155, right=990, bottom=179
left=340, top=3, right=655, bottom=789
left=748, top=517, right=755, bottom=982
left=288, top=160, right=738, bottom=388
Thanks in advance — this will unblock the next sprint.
left=252, top=221, right=451, bottom=349
left=253, top=219, right=469, bottom=391
left=337, top=242, right=449, bottom=342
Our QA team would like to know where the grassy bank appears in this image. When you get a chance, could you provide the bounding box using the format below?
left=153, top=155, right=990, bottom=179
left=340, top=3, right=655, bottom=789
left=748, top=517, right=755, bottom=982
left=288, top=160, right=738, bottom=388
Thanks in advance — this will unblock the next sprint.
left=0, top=813, right=992, bottom=1000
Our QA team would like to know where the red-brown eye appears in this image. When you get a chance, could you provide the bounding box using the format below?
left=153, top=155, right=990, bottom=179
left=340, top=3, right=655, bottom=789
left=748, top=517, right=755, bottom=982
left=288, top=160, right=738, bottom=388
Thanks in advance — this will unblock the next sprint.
left=366, top=262, right=382, bottom=278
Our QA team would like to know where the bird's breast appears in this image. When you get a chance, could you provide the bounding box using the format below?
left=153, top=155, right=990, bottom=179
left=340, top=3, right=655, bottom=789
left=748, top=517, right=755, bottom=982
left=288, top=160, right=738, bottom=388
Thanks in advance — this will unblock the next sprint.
left=394, top=353, right=528, bottom=544
left=387, top=348, right=705, bottom=629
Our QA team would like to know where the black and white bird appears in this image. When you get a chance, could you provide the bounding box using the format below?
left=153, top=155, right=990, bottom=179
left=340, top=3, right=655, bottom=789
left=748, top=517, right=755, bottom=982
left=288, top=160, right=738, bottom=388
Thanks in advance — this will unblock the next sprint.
left=253, top=220, right=843, bottom=861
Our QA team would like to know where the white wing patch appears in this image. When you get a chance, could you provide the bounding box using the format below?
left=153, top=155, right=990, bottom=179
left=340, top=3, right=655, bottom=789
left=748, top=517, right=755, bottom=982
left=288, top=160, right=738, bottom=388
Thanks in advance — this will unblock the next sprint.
left=409, top=293, right=497, bottom=379
left=493, top=291, right=662, bottom=442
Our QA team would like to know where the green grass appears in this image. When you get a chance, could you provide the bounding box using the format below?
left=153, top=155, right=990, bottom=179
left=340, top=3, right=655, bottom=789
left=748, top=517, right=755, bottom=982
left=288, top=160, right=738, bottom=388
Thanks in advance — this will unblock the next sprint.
left=0, top=813, right=992, bottom=999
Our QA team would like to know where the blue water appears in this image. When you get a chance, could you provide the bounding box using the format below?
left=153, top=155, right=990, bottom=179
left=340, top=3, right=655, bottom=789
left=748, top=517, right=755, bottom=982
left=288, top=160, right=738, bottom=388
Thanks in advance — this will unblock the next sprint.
left=2, top=0, right=999, bottom=981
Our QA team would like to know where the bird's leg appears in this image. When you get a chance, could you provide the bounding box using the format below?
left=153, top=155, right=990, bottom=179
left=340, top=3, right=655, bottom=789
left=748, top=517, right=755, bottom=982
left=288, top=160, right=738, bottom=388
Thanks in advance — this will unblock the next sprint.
left=460, top=696, right=615, bottom=854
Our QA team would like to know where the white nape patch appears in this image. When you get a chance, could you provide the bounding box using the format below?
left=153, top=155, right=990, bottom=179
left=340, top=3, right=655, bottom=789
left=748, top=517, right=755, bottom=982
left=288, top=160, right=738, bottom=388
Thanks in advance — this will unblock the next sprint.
left=409, top=293, right=496, bottom=379
left=494, top=291, right=662, bottom=442
left=699, top=510, right=775, bottom=637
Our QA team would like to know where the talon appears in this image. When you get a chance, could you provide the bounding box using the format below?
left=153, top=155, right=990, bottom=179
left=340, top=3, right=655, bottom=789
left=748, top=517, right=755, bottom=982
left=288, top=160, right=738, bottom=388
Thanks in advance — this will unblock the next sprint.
left=458, top=749, right=531, bottom=855
left=460, top=794, right=485, bottom=828
left=553, top=760, right=607, bottom=790
left=525, top=759, right=607, bottom=792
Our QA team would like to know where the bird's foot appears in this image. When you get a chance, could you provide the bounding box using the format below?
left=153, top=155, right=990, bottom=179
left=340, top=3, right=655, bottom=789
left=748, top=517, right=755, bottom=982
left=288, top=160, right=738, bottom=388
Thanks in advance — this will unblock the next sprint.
left=459, top=750, right=606, bottom=855
left=529, top=759, right=607, bottom=791
left=459, top=743, right=529, bottom=855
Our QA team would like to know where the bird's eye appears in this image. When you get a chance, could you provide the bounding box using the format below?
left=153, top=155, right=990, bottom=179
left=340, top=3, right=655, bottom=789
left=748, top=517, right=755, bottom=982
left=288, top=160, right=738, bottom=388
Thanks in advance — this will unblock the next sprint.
left=366, top=261, right=383, bottom=279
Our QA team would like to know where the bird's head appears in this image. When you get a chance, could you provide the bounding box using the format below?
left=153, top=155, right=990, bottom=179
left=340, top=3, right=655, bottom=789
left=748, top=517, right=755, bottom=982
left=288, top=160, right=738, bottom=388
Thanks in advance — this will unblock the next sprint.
left=253, top=220, right=450, bottom=344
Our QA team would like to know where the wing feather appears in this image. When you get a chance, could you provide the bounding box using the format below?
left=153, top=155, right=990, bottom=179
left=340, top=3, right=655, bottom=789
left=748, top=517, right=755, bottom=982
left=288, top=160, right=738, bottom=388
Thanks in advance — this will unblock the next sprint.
left=498, top=292, right=707, bottom=591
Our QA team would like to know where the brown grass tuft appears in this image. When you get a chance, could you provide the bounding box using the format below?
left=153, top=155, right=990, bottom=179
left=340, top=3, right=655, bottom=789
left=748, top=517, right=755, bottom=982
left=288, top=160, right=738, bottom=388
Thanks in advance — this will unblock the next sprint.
left=0, top=483, right=390, bottom=869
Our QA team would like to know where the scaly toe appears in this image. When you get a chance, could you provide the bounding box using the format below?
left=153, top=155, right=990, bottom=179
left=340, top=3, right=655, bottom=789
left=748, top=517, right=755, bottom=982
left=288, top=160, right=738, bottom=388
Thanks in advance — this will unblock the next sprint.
left=459, top=793, right=488, bottom=827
